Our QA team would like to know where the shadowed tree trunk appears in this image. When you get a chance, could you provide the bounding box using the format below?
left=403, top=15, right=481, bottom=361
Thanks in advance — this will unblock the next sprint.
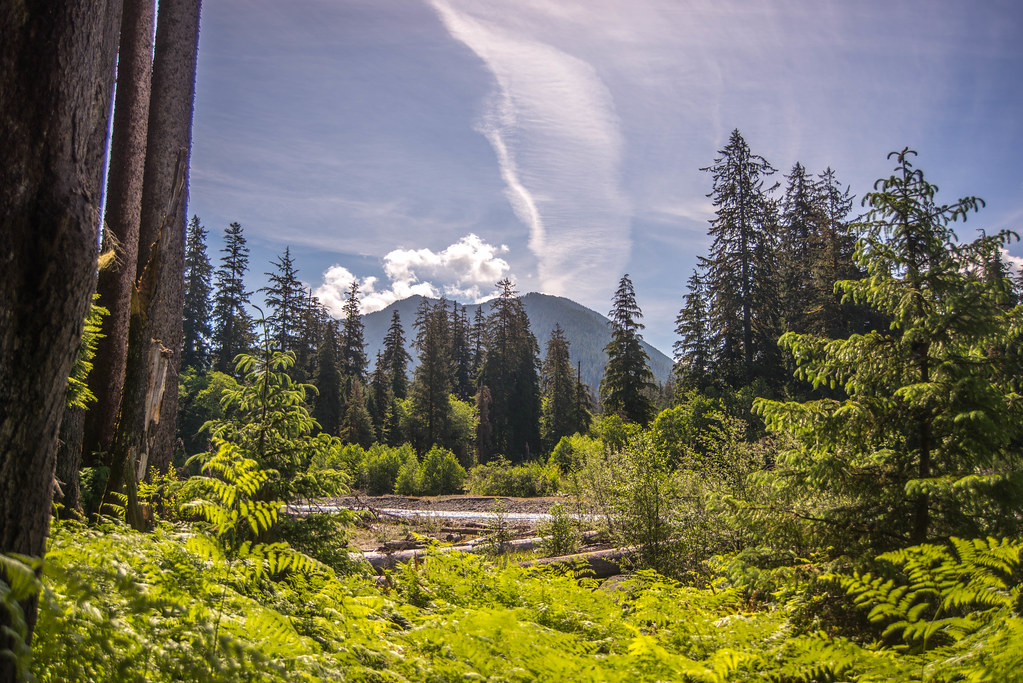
left=82, top=0, right=157, bottom=469
left=0, top=0, right=123, bottom=668
left=135, top=0, right=202, bottom=476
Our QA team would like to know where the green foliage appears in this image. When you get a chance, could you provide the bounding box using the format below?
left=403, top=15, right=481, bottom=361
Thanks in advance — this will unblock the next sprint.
left=178, top=368, right=241, bottom=459
left=538, top=503, right=580, bottom=556
left=600, top=274, right=656, bottom=425
left=393, top=447, right=422, bottom=496
left=549, top=432, right=603, bottom=472
left=1, top=553, right=43, bottom=680
left=467, top=456, right=560, bottom=497
left=361, top=443, right=411, bottom=494
left=419, top=446, right=467, bottom=495
left=66, top=294, right=107, bottom=409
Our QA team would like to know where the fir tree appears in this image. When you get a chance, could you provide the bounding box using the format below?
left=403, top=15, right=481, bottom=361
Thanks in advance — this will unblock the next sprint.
left=381, top=310, right=411, bottom=400
left=600, top=274, right=656, bottom=426
left=776, top=162, right=821, bottom=335
left=701, top=129, right=779, bottom=386
left=182, top=215, right=213, bottom=371
left=479, top=280, right=541, bottom=461
left=338, top=280, right=367, bottom=382
left=450, top=302, right=474, bottom=400
left=470, top=305, right=487, bottom=382
left=540, top=325, right=588, bottom=452
left=673, top=269, right=712, bottom=393
left=367, top=352, right=393, bottom=444
left=261, top=246, right=305, bottom=355
left=410, top=299, right=453, bottom=451
left=340, top=379, right=374, bottom=448
left=313, top=320, right=342, bottom=436
left=212, top=221, right=254, bottom=374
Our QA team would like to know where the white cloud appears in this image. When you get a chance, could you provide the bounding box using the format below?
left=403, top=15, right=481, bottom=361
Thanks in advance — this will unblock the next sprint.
left=428, top=0, right=631, bottom=304
left=313, top=234, right=511, bottom=317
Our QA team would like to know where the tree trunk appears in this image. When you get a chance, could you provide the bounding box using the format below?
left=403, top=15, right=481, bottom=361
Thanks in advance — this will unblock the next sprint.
left=0, top=0, right=123, bottom=667
left=55, top=408, right=87, bottom=519
left=135, top=0, right=202, bottom=475
left=83, top=0, right=157, bottom=467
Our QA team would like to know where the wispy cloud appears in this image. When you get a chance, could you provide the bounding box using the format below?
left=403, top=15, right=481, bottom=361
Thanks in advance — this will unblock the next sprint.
left=313, top=233, right=511, bottom=317
left=428, top=0, right=631, bottom=304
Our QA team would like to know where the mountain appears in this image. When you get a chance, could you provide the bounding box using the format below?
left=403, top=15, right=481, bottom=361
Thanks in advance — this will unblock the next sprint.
left=361, top=293, right=674, bottom=391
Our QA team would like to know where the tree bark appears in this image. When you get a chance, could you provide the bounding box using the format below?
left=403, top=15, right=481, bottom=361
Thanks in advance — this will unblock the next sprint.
left=135, top=0, right=202, bottom=475
left=0, top=0, right=123, bottom=666
left=55, top=408, right=87, bottom=518
left=83, top=0, right=157, bottom=467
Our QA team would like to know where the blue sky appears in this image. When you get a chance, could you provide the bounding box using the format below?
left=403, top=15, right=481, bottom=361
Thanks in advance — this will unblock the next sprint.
left=188, top=0, right=1023, bottom=356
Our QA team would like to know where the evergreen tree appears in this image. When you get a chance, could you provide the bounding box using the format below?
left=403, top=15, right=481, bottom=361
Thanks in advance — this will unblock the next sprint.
left=338, top=280, right=367, bottom=382
left=470, top=305, right=488, bottom=382
left=410, top=299, right=453, bottom=451
left=367, top=352, right=393, bottom=444
left=757, top=149, right=1023, bottom=550
left=261, top=246, right=305, bottom=355
left=600, top=274, right=656, bottom=426
left=776, top=162, right=821, bottom=335
left=540, top=325, right=588, bottom=452
left=295, top=287, right=326, bottom=381
left=340, top=379, right=374, bottom=448
left=450, top=302, right=474, bottom=400
left=701, top=129, right=780, bottom=386
left=673, top=269, right=712, bottom=393
left=806, top=166, right=864, bottom=338
left=212, top=221, right=254, bottom=373
left=312, top=320, right=342, bottom=436
left=479, top=280, right=541, bottom=461
left=381, top=309, right=411, bottom=400
left=182, top=215, right=213, bottom=371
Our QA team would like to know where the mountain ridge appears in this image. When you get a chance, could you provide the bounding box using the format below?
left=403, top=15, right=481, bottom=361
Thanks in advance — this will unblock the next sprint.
left=361, top=292, right=674, bottom=391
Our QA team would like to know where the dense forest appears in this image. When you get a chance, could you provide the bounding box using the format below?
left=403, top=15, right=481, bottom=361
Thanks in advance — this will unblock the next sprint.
left=3, top=4, right=1023, bottom=682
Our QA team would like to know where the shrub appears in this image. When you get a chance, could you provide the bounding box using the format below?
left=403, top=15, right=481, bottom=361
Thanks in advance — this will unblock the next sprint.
left=394, top=448, right=422, bottom=496
left=538, top=503, right=580, bottom=556
left=420, top=446, right=467, bottom=495
left=467, top=457, right=559, bottom=497
left=549, top=434, right=602, bottom=473
left=362, top=443, right=409, bottom=494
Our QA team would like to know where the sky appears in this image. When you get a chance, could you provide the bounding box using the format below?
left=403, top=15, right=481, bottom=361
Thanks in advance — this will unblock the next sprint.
left=188, top=0, right=1023, bottom=356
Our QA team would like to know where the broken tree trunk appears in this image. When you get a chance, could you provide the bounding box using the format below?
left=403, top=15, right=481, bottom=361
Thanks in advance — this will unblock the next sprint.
left=518, top=547, right=636, bottom=579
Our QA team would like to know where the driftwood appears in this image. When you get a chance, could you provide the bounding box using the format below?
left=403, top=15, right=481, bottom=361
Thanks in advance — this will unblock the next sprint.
left=358, top=531, right=605, bottom=572
left=518, top=547, right=636, bottom=579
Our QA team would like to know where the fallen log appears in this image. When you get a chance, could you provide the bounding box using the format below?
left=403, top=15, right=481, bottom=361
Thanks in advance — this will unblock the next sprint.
left=518, top=547, right=636, bottom=579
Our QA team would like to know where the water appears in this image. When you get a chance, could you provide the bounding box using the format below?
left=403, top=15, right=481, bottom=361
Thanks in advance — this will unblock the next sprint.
left=287, top=504, right=587, bottom=523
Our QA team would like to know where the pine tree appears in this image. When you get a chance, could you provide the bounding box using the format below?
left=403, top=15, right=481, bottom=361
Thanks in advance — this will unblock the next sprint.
left=381, top=309, right=410, bottom=400
left=212, top=221, right=254, bottom=373
left=338, top=280, right=367, bottom=382
left=600, top=274, right=656, bottom=426
left=757, top=149, right=1023, bottom=550
left=673, top=269, right=712, bottom=393
left=261, top=246, right=305, bottom=355
left=367, top=352, right=393, bottom=444
left=479, top=280, right=541, bottom=461
left=776, top=162, right=821, bottom=335
left=182, top=215, right=213, bottom=371
left=340, top=379, right=374, bottom=448
left=450, top=302, right=474, bottom=400
left=470, top=305, right=487, bottom=382
left=701, top=129, right=779, bottom=386
left=540, top=325, right=588, bottom=452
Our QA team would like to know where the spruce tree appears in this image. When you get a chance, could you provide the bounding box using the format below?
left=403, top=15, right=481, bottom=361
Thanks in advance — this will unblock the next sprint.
left=701, top=129, right=779, bottom=386
left=313, top=320, right=342, bottom=436
left=540, top=325, right=588, bottom=452
left=381, top=309, right=410, bottom=400
left=338, top=280, right=367, bottom=381
left=757, top=149, right=1023, bottom=550
left=367, top=352, right=393, bottom=444
left=212, top=221, right=254, bottom=373
left=600, top=274, right=656, bottom=426
left=450, top=302, right=474, bottom=400
left=410, top=299, right=453, bottom=451
left=182, top=215, right=213, bottom=371
left=776, top=162, right=821, bottom=335
left=261, top=246, right=305, bottom=355
left=479, top=280, right=541, bottom=461
left=340, top=379, right=374, bottom=448
left=673, top=269, right=712, bottom=393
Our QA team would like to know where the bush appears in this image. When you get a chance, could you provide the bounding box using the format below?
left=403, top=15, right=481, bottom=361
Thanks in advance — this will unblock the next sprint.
left=538, top=503, right=579, bottom=556
left=420, top=446, right=467, bottom=495
left=394, top=448, right=422, bottom=496
left=549, top=434, right=602, bottom=473
left=467, top=457, right=559, bottom=497
left=362, top=443, right=410, bottom=494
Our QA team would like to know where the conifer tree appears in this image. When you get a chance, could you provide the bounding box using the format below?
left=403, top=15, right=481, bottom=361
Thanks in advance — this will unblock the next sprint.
left=807, top=167, right=863, bottom=338
left=212, top=221, right=254, bottom=373
left=777, top=162, right=821, bottom=335
left=381, top=309, right=410, bottom=400
left=367, top=352, right=393, bottom=444
left=450, top=302, right=474, bottom=400
left=673, top=269, right=712, bottom=393
left=701, top=129, right=779, bottom=386
left=410, top=299, right=453, bottom=451
left=313, top=320, right=342, bottom=436
left=182, top=215, right=213, bottom=371
left=600, top=274, right=656, bottom=426
left=340, top=379, right=374, bottom=448
left=261, top=246, right=305, bottom=355
left=757, top=149, right=1023, bottom=549
left=540, top=325, right=588, bottom=452
left=338, top=280, right=367, bottom=382
left=470, top=305, right=487, bottom=382
left=479, top=280, right=541, bottom=461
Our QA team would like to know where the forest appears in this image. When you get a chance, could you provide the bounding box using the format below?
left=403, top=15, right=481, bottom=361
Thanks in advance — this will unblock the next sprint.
left=3, top=3, right=1023, bottom=682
